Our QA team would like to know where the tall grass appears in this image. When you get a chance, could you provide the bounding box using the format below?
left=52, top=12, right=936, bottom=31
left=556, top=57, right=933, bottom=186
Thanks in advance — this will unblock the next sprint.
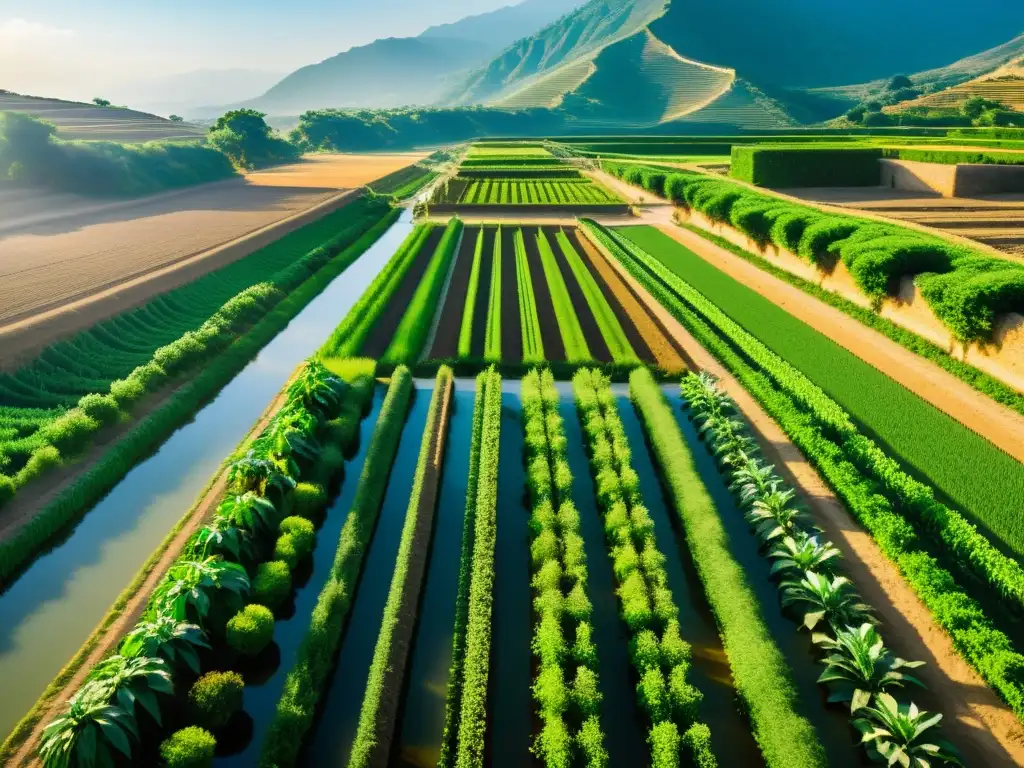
left=484, top=230, right=503, bottom=362
left=516, top=230, right=545, bottom=363
left=536, top=230, right=590, bottom=362
left=458, top=230, right=486, bottom=358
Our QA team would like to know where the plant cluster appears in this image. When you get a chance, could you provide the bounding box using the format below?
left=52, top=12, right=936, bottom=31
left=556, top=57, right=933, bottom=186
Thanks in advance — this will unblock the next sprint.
left=522, top=369, right=609, bottom=767
left=516, top=229, right=545, bottom=363
left=38, top=359, right=362, bottom=767
left=485, top=229, right=503, bottom=362
left=573, top=369, right=717, bottom=768
left=601, top=163, right=1024, bottom=343
left=538, top=231, right=591, bottom=362
left=592, top=225, right=1024, bottom=722
left=259, top=367, right=413, bottom=767
left=680, top=371, right=960, bottom=766
left=456, top=179, right=622, bottom=206
left=458, top=229, right=486, bottom=359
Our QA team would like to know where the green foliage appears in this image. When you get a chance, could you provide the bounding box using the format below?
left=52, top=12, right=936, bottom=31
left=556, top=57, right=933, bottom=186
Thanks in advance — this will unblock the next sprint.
left=515, top=229, right=544, bottom=363
left=280, top=516, right=315, bottom=556
left=189, top=671, right=244, bottom=731
left=484, top=228, right=503, bottom=362
left=852, top=693, right=962, bottom=767
left=291, top=482, right=328, bottom=521
left=40, top=686, right=139, bottom=768
left=251, top=561, right=292, bottom=610
left=730, top=147, right=883, bottom=187
left=227, top=604, right=275, bottom=657
left=537, top=230, right=590, bottom=362
left=160, top=726, right=216, bottom=768
left=459, top=229, right=485, bottom=358
left=207, top=109, right=298, bottom=170
left=121, top=617, right=208, bottom=675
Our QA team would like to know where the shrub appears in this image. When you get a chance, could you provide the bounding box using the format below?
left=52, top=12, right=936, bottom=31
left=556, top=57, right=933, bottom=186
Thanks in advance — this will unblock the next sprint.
left=797, top=219, right=859, bottom=265
left=730, top=147, right=883, bottom=187
left=15, top=445, right=61, bottom=486
left=325, top=413, right=360, bottom=453
left=0, top=474, right=15, bottom=505
left=273, top=535, right=300, bottom=569
left=251, top=560, right=292, bottom=609
left=77, top=393, right=121, bottom=426
left=226, top=604, right=275, bottom=656
left=682, top=723, right=716, bottom=768
left=770, top=211, right=819, bottom=253
left=129, top=362, right=167, bottom=388
left=109, top=376, right=146, bottom=407
left=280, top=516, right=316, bottom=556
left=648, top=720, right=681, bottom=768
left=189, top=671, right=244, bottom=730
left=39, top=410, right=100, bottom=456
left=160, top=726, right=217, bottom=768
left=291, top=482, right=329, bottom=521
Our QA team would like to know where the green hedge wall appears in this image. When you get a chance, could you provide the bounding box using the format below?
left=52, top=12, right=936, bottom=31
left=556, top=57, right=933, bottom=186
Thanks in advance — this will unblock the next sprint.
left=730, top=147, right=883, bottom=188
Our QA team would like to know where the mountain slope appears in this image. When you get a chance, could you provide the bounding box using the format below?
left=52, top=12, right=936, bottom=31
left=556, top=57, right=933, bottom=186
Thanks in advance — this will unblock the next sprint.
left=107, top=70, right=283, bottom=117
left=244, top=0, right=584, bottom=115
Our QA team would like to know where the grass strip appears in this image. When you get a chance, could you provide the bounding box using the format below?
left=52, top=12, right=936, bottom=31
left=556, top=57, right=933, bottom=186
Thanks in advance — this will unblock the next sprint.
left=0, top=208, right=399, bottom=589
left=573, top=369, right=718, bottom=768
left=485, top=230, right=503, bottom=362
left=259, top=368, right=415, bottom=768
left=454, top=368, right=502, bottom=768
left=349, top=367, right=453, bottom=768
left=384, top=220, right=465, bottom=363
left=628, top=367, right=827, bottom=768
left=516, top=231, right=545, bottom=363
left=458, top=230, right=486, bottom=359
left=555, top=230, right=636, bottom=363
left=536, top=230, right=590, bottom=362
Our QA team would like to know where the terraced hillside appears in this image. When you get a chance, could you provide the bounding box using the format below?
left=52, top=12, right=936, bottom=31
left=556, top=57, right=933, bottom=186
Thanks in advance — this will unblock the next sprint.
left=893, top=57, right=1024, bottom=113
left=0, top=92, right=205, bottom=142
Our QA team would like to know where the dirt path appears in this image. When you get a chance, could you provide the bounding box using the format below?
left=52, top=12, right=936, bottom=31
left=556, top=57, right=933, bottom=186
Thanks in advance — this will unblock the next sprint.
left=584, top=231, right=1024, bottom=765
left=7, top=375, right=297, bottom=767
left=651, top=223, right=1024, bottom=463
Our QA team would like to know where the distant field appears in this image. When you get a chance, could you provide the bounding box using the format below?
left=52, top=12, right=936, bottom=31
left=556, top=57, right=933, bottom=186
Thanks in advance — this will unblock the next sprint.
left=0, top=92, right=206, bottom=143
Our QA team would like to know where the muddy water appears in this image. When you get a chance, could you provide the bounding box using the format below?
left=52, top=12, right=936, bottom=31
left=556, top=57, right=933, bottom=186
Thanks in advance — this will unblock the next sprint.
left=615, top=397, right=766, bottom=767
left=300, top=385, right=431, bottom=766
left=0, top=209, right=418, bottom=742
left=393, top=385, right=475, bottom=768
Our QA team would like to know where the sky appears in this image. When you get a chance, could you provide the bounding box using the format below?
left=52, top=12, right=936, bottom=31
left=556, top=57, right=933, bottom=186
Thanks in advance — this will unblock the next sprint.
left=0, top=0, right=517, bottom=101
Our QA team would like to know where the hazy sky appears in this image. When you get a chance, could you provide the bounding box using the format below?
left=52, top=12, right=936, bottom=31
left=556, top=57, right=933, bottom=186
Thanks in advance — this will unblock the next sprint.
left=0, top=0, right=516, bottom=100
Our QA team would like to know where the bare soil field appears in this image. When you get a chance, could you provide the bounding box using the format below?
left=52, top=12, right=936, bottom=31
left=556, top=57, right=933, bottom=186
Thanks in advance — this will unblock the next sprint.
left=0, top=153, right=427, bottom=360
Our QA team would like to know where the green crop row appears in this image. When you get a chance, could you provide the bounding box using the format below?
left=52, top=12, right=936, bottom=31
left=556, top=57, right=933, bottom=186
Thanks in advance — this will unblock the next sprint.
left=459, top=179, right=621, bottom=207
left=627, top=368, right=827, bottom=768
left=384, top=219, right=464, bottom=363
left=537, top=231, right=590, bottom=362
left=605, top=162, right=1024, bottom=344
left=516, top=230, right=545, bottom=363
left=259, top=367, right=414, bottom=768
left=458, top=229, right=486, bottom=359
left=365, top=163, right=437, bottom=199
left=522, top=369, right=608, bottom=766
left=595, top=225, right=1024, bottom=722
left=348, top=367, right=453, bottom=768
left=555, top=231, right=636, bottom=364
left=485, top=230, right=503, bottom=362
left=458, top=168, right=583, bottom=180
left=0, top=207, right=399, bottom=587
left=453, top=367, right=502, bottom=768
left=320, top=223, right=434, bottom=358
left=573, top=368, right=718, bottom=768
left=598, top=222, right=1024, bottom=611
left=31, top=359, right=369, bottom=768
left=437, top=376, right=487, bottom=768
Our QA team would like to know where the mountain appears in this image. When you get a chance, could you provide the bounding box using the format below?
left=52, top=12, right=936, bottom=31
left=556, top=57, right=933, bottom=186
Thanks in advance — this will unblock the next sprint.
left=239, top=0, right=584, bottom=116
left=442, top=0, right=1024, bottom=129
left=105, top=69, right=284, bottom=117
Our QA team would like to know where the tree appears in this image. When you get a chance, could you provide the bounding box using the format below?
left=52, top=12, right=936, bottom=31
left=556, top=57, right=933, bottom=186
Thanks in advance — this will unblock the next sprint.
left=92, top=97, right=112, bottom=107
left=207, top=109, right=298, bottom=169
left=886, top=75, right=913, bottom=91
left=962, top=96, right=1005, bottom=119
left=169, top=114, right=184, bottom=123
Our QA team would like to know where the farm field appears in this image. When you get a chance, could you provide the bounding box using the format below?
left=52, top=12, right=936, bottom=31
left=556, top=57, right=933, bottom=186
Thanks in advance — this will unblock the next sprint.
left=5, top=140, right=1024, bottom=768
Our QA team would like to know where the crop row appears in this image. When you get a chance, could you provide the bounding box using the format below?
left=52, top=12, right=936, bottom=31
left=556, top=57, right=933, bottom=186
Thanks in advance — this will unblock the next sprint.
left=517, top=231, right=545, bottom=363
left=626, top=368, right=826, bottom=768
left=259, top=367, right=415, bottom=767
left=349, top=367, right=454, bottom=768
left=485, top=231, right=503, bottom=361
left=382, top=219, right=464, bottom=363
left=538, top=231, right=590, bottom=362
left=522, top=369, right=608, bottom=766
left=33, top=359, right=374, bottom=768
left=460, top=179, right=620, bottom=206
left=603, top=162, right=1024, bottom=344
left=458, top=230, right=486, bottom=359
left=677, top=370, right=961, bottom=766
left=573, top=369, right=716, bottom=767
left=593, top=224, right=1024, bottom=721
left=451, top=368, right=502, bottom=768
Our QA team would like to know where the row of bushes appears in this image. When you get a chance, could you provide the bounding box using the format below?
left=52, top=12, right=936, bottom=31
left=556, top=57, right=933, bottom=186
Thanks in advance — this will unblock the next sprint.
left=458, top=229, right=486, bottom=359
left=349, top=367, right=454, bottom=768
left=730, top=147, right=884, bottom=187
left=602, top=163, right=1024, bottom=343
left=626, top=367, right=827, bottom=768
left=453, top=367, right=503, bottom=768
left=537, top=230, right=591, bottom=362
left=36, top=359, right=366, bottom=768
left=573, top=369, right=717, bottom=768
left=0, top=201, right=398, bottom=587
left=597, top=225, right=1024, bottom=722
left=320, top=223, right=434, bottom=358
left=257, top=367, right=413, bottom=767
left=522, top=369, right=609, bottom=766
left=437, top=376, right=487, bottom=768
left=383, top=219, right=464, bottom=363
left=680, top=372, right=960, bottom=765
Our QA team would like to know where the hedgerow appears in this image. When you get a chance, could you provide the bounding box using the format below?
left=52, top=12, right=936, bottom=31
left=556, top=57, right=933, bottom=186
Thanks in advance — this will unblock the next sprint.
left=573, top=369, right=719, bottom=768
left=384, top=220, right=465, bottom=363
left=523, top=369, right=608, bottom=767
left=626, top=368, right=826, bottom=768
left=729, top=147, right=884, bottom=187
left=349, top=367, right=453, bottom=768
left=454, top=367, right=502, bottom=768
left=459, top=229, right=486, bottom=358
left=537, top=230, right=590, bottom=362
left=259, top=368, right=414, bottom=767
left=596, top=226, right=1024, bottom=722
left=516, top=230, right=545, bottom=363
left=485, top=230, right=503, bottom=362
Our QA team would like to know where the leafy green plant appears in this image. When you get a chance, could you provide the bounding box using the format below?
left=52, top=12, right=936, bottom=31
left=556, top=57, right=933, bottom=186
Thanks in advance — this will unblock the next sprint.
left=767, top=535, right=841, bottom=578
left=781, top=571, right=872, bottom=632
left=40, top=686, right=138, bottom=768
left=189, top=671, right=244, bottom=731
left=85, top=655, right=173, bottom=725
left=251, top=560, right=291, bottom=610
left=160, top=726, right=216, bottom=768
left=227, top=604, right=275, bottom=657
left=852, top=693, right=962, bottom=767
left=154, top=558, right=249, bottom=624
left=121, top=617, right=208, bottom=674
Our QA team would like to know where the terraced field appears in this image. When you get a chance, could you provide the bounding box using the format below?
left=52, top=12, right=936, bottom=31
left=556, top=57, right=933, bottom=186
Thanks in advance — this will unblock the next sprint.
left=4, top=141, right=1024, bottom=768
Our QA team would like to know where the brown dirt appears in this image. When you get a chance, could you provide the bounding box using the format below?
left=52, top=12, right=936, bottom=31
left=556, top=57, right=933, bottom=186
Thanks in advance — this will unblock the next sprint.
left=429, top=227, right=477, bottom=360
left=595, top=239, right=1024, bottom=766
left=522, top=226, right=566, bottom=361
left=367, top=377, right=452, bottom=768
left=243, top=153, right=429, bottom=190
left=574, top=230, right=685, bottom=372
left=544, top=226, right=611, bottom=363
left=7, top=377, right=296, bottom=767
left=655, top=223, right=1024, bottom=463
left=471, top=229, right=495, bottom=358
left=501, top=228, right=524, bottom=362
